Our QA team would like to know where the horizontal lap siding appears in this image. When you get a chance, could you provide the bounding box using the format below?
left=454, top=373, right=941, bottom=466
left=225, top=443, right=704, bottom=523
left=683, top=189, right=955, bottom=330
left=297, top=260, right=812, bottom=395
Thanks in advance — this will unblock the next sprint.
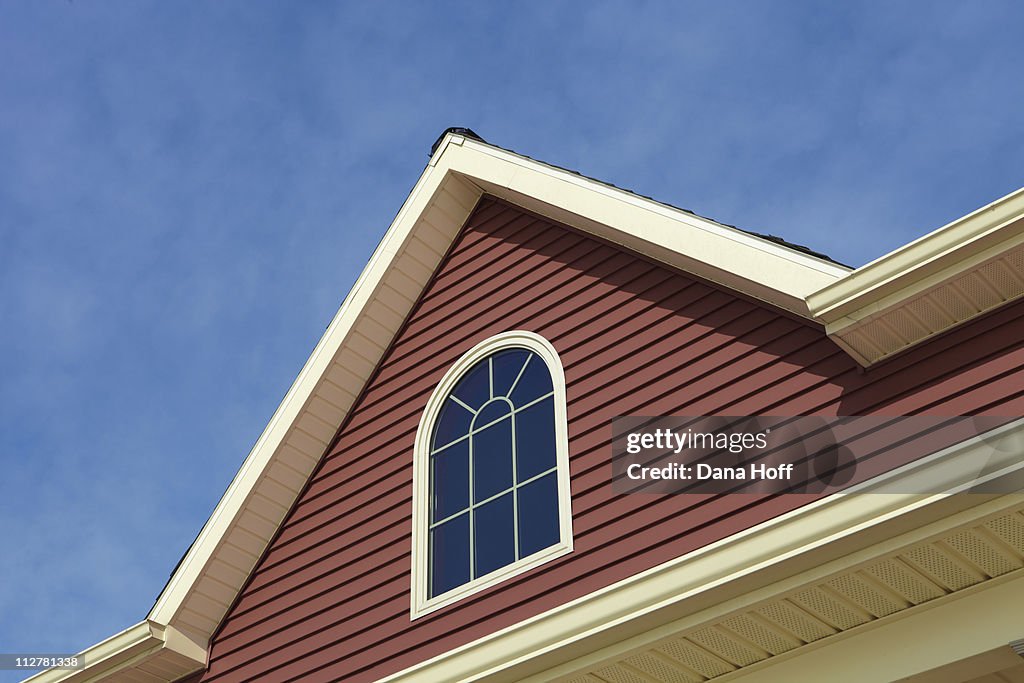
left=200, top=197, right=1024, bottom=682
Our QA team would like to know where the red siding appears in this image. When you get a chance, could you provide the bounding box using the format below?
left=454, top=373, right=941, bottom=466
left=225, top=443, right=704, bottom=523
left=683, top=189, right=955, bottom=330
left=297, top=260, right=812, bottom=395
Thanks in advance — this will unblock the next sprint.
left=198, top=197, right=1024, bottom=682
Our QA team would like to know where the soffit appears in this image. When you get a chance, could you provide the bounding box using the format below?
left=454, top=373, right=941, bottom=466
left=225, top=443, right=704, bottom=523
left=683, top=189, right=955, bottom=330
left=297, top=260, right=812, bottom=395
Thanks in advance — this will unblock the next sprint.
left=807, top=188, right=1024, bottom=366
left=553, top=506, right=1024, bottom=683
left=22, top=622, right=204, bottom=683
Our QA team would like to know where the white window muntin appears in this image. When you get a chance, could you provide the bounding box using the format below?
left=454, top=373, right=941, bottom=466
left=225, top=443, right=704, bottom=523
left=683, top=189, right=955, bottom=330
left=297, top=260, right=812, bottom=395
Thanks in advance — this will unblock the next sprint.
left=411, top=330, right=573, bottom=619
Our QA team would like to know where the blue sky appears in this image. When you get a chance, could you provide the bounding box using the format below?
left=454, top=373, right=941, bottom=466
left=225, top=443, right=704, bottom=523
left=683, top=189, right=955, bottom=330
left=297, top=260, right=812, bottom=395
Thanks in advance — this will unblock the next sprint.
left=1, top=2, right=1023, bottom=678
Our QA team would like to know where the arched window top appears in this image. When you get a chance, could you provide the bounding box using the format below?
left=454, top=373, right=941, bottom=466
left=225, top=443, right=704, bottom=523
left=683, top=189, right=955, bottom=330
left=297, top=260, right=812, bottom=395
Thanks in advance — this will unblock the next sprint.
left=431, top=347, right=553, bottom=452
left=411, top=331, right=573, bottom=618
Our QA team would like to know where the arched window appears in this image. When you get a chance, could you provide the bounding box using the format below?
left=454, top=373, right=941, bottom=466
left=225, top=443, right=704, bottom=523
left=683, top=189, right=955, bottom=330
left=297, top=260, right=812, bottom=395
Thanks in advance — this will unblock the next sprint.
left=411, top=331, right=572, bottom=617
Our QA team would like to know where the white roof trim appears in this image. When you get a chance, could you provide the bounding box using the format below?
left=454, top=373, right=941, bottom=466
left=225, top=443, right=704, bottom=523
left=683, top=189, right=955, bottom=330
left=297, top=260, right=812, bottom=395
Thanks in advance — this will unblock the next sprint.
left=22, top=621, right=204, bottom=683
left=807, top=186, right=1024, bottom=365
left=809, top=186, right=1024, bottom=321
left=444, top=136, right=851, bottom=315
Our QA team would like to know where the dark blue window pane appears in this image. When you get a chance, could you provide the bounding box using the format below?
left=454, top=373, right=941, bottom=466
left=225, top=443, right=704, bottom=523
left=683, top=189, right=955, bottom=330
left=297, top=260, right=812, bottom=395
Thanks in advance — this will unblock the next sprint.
left=431, top=439, right=469, bottom=522
left=474, top=492, right=515, bottom=576
left=514, top=396, right=556, bottom=482
left=517, top=473, right=560, bottom=557
left=491, top=349, right=531, bottom=398
left=472, top=416, right=513, bottom=502
left=430, top=513, right=469, bottom=597
left=452, top=359, right=490, bottom=410
left=509, top=355, right=553, bottom=405
left=433, top=399, right=473, bottom=450
left=474, top=399, right=511, bottom=429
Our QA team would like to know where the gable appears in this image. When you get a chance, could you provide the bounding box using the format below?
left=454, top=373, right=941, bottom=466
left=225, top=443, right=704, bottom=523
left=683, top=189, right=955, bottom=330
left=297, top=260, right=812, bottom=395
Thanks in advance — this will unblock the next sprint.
left=37, top=132, right=1024, bottom=683
left=194, top=198, right=1024, bottom=682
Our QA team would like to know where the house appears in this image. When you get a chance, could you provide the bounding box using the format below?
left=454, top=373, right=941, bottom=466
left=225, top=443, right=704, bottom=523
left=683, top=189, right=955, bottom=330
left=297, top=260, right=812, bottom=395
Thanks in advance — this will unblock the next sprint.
left=30, top=129, right=1024, bottom=683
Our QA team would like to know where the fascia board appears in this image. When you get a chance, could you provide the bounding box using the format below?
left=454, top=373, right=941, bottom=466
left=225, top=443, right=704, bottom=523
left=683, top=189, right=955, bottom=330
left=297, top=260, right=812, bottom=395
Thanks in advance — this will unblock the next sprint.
left=446, top=139, right=850, bottom=316
left=20, top=622, right=157, bottom=683
left=820, top=226, right=1024, bottom=330
left=21, top=621, right=204, bottom=683
left=458, top=139, right=848, bottom=277
left=808, top=187, right=1024, bottom=323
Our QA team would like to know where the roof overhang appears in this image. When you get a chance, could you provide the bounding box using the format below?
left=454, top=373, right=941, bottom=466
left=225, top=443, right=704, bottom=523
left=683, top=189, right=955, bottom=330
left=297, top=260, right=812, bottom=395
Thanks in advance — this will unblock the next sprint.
left=433, top=134, right=851, bottom=316
left=808, top=187, right=1024, bottom=366
left=23, top=621, right=204, bottom=683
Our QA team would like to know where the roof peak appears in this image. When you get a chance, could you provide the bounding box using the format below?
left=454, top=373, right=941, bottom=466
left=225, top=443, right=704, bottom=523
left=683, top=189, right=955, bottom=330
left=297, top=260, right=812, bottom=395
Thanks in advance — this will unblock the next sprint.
left=430, top=127, right=485, bottom=156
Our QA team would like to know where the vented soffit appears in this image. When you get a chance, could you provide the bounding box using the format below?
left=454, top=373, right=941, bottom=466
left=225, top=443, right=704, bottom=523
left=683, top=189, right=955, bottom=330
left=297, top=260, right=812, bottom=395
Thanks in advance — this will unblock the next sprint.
left=806, top=187, right=1024, bottom=366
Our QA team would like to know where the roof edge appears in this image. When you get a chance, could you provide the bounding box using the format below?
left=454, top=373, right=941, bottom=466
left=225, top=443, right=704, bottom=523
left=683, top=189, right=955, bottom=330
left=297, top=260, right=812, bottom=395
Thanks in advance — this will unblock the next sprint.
left=448, top=134, right=850, bottom=316
left=807, top=186, right=1024, bottom=365
left=21, top=621, right=204, bottom=683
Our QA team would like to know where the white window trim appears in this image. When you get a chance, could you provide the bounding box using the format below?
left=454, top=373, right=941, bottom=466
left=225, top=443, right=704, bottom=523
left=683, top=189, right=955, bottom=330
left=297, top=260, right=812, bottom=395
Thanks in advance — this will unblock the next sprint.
left=410, top=330, right=574, bottom=619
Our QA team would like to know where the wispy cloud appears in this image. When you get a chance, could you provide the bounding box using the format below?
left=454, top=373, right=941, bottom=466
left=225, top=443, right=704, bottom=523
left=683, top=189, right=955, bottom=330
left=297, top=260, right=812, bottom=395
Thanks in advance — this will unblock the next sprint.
left=2, top=2, right=1023, bottom=679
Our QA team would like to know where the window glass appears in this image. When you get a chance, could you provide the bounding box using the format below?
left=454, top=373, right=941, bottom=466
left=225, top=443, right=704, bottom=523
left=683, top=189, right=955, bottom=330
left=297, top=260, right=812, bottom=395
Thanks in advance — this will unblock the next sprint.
left=491, top=348, right=531, bottom=398
left=517, top=473, right=560, bottom=557
left=472, top=415, right=513, bottom=502
left=431, top=439, right=469, bottom=522
left=514, top=396, right=556, bottom=482
left=430, top=513, right=470, bottom=596
left=433, top=400, right=473, bottom=451
left=475, top=400, right=511, bottom=428
left=427, top=346, right=563, bottom=599
left=474, top=492, right=515, bottom=576
left=451, top=361, right=490, bottom=410
left=508, top=355, right=553, bottom=405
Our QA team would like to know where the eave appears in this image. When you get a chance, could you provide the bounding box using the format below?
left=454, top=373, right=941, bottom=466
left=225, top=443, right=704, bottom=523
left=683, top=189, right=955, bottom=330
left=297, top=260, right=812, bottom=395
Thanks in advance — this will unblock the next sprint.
left=22, top=621, right=204, bottom=683
left=807, top=187, right=1024, bottom=366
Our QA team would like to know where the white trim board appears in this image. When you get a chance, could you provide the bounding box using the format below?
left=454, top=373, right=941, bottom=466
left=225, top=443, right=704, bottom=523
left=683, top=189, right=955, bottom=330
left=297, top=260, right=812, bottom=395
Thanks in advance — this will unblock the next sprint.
left=807, top=186, right=1024, bottom=365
